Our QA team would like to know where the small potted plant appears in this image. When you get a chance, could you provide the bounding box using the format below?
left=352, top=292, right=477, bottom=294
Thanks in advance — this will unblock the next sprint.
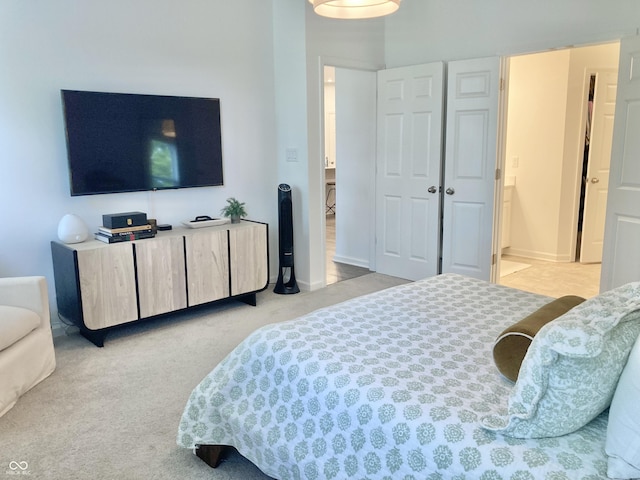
left=220, top=197, right=247, bottom=224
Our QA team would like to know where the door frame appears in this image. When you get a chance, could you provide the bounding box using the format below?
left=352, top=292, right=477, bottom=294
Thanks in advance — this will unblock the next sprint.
left=316, top=56, right=384, bottom=287
left=497, top=42, right=619, bottom=283
left=492, top=58, right=510, bottom=282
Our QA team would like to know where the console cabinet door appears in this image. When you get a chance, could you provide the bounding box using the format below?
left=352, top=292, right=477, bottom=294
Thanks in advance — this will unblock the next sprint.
left=229, top=223, right=268, bottom=296
left=185, top=230, right=229, bottom=306
left=76, top=243, right=138, bottom=330
left=135, top=236, right=187, bottom=318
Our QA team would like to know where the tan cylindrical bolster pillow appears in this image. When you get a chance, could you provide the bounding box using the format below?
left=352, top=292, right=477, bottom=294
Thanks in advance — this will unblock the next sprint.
left=493, top=295, right=586, bottom=382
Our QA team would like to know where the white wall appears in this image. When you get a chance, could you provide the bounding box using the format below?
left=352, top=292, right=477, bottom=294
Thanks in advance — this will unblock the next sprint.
left=266, top=1, right=387, bottom=293
left=385, top=0, right=638, bottom=66
left=0, top=1, right=279, bottom=330
left=505, top=50, right=571, bottom=260
left=0, top=0, right=387, bottom=332
left=273, top=0, right=310, bottom=288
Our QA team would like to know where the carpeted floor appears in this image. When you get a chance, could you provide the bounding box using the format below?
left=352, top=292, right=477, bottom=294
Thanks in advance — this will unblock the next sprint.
left=0, top=273, right=407, bottom=480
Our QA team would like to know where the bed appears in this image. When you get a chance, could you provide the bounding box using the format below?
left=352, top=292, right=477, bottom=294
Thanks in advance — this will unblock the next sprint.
left=177, top=273, right=640, bottom=479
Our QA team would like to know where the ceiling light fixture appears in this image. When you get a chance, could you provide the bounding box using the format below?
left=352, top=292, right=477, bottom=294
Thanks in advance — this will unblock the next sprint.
left=309, top=0, right=401, bottom=20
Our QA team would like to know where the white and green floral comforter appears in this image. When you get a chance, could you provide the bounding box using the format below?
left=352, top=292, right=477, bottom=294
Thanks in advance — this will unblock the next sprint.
left=178, top=273, right=609, bottom=479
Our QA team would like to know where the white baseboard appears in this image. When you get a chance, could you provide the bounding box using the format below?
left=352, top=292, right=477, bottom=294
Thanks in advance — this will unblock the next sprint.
left=332, top=255, right=369, bottom=269
left=502, top=247, right=572, bottom=263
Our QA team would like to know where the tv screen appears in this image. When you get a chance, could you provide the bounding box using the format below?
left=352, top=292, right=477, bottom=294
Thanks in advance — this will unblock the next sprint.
left=61, top=90, right=224, bottom=196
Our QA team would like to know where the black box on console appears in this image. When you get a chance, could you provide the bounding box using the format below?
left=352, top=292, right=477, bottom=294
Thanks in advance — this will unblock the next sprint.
left=102, top=211, right=147, bottom=229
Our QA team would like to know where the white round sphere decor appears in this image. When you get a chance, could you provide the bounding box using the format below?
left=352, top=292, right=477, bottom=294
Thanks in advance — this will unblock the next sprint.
left=57, top=213, right=89, bottom=244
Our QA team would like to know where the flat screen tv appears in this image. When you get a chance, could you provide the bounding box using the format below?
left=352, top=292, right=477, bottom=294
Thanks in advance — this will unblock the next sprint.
left=61, top=89, right=224, bottom=196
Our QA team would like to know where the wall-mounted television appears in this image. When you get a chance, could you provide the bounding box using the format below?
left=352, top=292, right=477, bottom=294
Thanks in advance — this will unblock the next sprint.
left=61, top=89, right=224, bottom=196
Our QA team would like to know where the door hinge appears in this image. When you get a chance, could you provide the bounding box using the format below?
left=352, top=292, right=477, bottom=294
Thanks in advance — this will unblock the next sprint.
left=495, top=168, right=501, bottom=181
left=492, top=253, right=497, bottom=265
left=499, top=77, right=505, bottom=91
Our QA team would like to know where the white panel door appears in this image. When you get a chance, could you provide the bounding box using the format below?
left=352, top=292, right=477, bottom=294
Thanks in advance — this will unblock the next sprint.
left=375, top=62, right=444, bottom=280
left=580, top=70, right=617, bottom=264
left=441, top=57, right=500, bottom=281
left=601, top=36, right=640, bottom=291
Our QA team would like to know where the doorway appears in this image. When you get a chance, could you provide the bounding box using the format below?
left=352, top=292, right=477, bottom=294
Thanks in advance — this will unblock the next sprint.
left=498, top=42, right=619, bottom=298
left=323, top=65, right=374, bottom=285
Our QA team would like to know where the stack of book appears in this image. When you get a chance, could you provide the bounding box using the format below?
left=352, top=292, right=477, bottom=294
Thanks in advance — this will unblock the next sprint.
left=94, top=224, right=155, bottom=244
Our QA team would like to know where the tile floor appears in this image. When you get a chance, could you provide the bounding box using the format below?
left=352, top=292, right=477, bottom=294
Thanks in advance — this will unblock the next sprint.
left=499, top=254, right=601, bottom=299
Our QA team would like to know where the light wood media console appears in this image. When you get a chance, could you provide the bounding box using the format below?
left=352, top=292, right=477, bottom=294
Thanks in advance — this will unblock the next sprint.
left=51, top=220, right=269, bottom=347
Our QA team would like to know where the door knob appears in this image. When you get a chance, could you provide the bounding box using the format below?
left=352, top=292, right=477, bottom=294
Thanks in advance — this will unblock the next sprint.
left=427, top=186, right=437, bottom=194
left=590, top=177, right=600, bottom=184
left=445, top=188, right=455, bottom=195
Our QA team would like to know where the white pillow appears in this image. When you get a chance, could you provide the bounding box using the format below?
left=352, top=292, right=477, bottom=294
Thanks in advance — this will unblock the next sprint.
left=481, top=282, right=640, bottom=438
left=606, top=334, right=640, bottom=479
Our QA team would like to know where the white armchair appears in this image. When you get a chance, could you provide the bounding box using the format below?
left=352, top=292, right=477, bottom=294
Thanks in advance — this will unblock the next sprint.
left=0, top=276, right=56, bottom=417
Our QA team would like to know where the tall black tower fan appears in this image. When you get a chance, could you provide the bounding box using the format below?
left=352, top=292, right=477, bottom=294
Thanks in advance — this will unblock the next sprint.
left=274, top=183, right=300, bottom=294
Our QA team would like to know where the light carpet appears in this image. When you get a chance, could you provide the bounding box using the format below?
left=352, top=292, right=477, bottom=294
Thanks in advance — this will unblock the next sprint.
left=0, top=273, right=407, bottom=480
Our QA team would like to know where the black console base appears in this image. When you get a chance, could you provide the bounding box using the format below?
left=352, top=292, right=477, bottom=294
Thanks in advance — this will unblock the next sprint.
left=80, top=327, right=108, bottom=348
